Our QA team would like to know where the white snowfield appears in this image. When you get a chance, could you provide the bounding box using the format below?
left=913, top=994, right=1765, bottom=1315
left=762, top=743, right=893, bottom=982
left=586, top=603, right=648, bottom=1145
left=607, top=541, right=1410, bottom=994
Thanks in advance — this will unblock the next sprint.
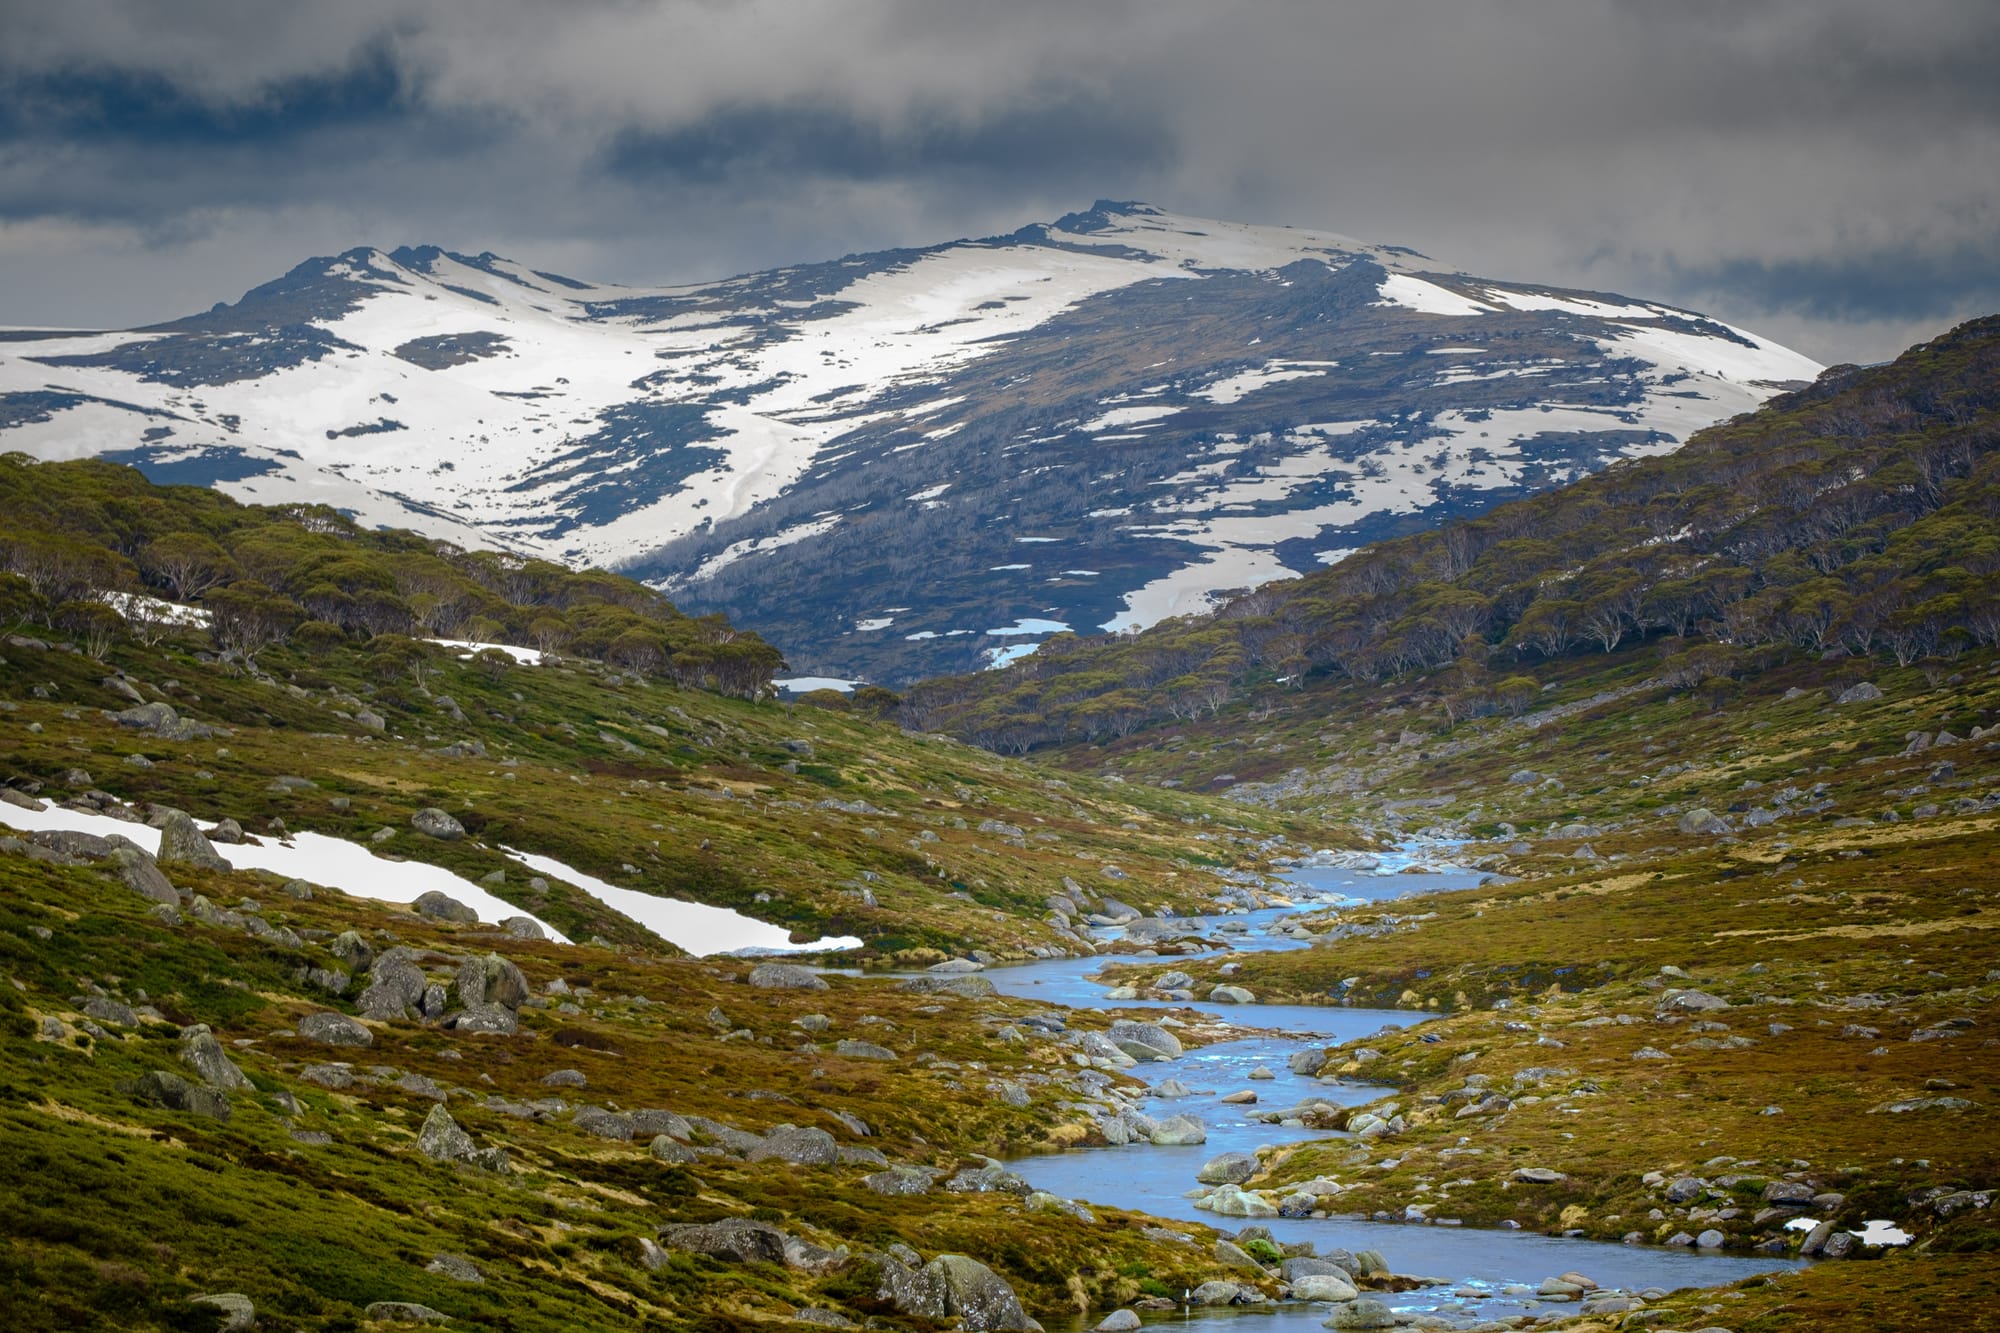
left=0, top=203, right=1823, bottom=657
left=0, top=798, right=860, bottom=956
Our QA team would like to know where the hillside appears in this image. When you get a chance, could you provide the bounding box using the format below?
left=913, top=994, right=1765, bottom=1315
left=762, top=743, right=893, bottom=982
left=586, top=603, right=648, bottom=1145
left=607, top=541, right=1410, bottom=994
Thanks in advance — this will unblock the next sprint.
left=0, top=202, right=1818, bottom=681
left=0, top=456, right=1314, bottom=963
left=910, top=315, right=2000, bottom=761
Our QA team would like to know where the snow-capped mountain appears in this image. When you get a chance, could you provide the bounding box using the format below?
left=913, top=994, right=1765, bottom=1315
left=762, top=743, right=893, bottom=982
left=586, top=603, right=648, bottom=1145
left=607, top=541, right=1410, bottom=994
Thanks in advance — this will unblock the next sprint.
left=0, top=202, right=1819, bottom=681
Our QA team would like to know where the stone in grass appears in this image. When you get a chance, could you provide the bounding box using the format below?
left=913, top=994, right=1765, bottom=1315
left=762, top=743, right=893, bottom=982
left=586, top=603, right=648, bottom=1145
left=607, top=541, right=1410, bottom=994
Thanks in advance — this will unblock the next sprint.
left=425, top=1253, right=483, bottom=1283
left=298, top=1011, right=373, bottom=1047
left=130, top=1070, right=231, bottom=1121
left=863, top=1165, right=938, bottom=1196
left=410, top=807, right=466, bottom=841
left=180, top=1023, right=253, bottom=1091
left=364, top=1301, right=451, bottom=1325
left=413, top=890, right=477, bottom=923
left=659, top=1218, right=789, bottom=1265
left=746, top=1124, right=839, bottom=1166
left=156, top=809, right=230, bottom=871
left=835, top=1038, right=897, bottom=1061
left=648, top=1135, right=699, bottom=1165
left=1511, top=1167, right=1566, bottom=1184
left=416, top=1104, right=511, bottom=1174
left=748, top=962, right=829, bottom=990
left=189, top=1293, right=256, bottom=1331
left=877, top=1252, right=1037, bottom=1331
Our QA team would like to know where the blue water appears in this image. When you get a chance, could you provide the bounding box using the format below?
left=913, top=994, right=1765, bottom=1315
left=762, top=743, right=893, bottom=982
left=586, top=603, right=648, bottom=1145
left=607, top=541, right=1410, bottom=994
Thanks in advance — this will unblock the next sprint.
left=992, top=864, right=1803, bottom=1328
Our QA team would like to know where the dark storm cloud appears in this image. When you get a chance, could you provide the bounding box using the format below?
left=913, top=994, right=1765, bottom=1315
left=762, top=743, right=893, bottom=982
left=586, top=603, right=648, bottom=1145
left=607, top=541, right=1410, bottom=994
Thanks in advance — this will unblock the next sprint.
left=1667, top=246, right=2000, bottom=329
left=0, top=0, right=1995, bottom=364
left=0, top=41, right=411, bottom=148
left=602, top=90, right=1175, bottom=188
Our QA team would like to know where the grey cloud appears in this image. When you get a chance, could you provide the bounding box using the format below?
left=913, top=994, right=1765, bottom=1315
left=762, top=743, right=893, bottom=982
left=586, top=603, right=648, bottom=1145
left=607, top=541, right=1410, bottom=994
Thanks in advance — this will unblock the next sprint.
left=0, top=0, right=1994, bottom=365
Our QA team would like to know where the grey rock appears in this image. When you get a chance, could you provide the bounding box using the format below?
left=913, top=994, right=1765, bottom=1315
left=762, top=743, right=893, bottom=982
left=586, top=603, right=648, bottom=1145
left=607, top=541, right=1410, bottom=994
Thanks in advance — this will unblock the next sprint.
left=108, top=846, right=180, bottom=905
left=298, top=1011, right=373, bottom=1047
left=660, top=1218, right=788, bottom=1265
left=1197, top=1151, right=1259, bottom=1185
left=1326, top=1296, right=1397, bottom=1328
left=573, top=1105, right=637, bottom=1139
left=880, top=1253, right=1037, bottom=1331
left=426, top=1253, right=483, bottom=1283
left=331, top=930, right=374, bottom=973
left=540, top=1069, right=587, bottom=1088
left=1106, top=1019, right=1182, bottom=1062
left=747, top=1125, right=839, bottom=1166
left=629, top=1108, right=693, bottom=1140
left=1188, top=1280, right=1245, bottom=1306
left=748, top=962, right=829, bottom=991
left=648, top=1135, right=699, bottom=1164
left=1214, top=1239, right=1267, bottom=1273
left=207, top=818, right=244, bottom=844
left=1676, top=808, right=1731, bottom=836
left=416, top=1104, right=509, bottom=1173
left=300, top=1063, right=356, bottom=1089
left=396, top=1073, right=447, bottom=1102
left=189, top=1293, right=256, bottom=1331
left=500, top=916, right=545, bottom=940
left=1096, top=1312, right=1142, bottom=1332
left=947, top=1160, right=1032, bottom=1195
left=864, top=1165, right=938, bottom=1196
left=895, top=974, right=999, bottom=999
left=457, top=954, right=530, bottom=1011
left=357, top=958, right=428, bottom=1019
left=413, top=890, right=477, bottom=922
left=363, top=1301, right=450, bottom=1324
left=1150, top=1113, right=1206, bottom=1145
left=834, top=1039, right=897, bottom=1061
left=1511, top=1167, right=1566, bottom=1184
left=1696, top=1228, right=1726, bottom=1248
left=130, top=1070, right=231, bottom=1121
left=1293, top=1273, right=1360, bottom=1302
left=180, top=1024, right=252, bottom=1091
left=410, top=807, right=466, bottom=841
left=1209, top=984, right=1256, bottom=1004
left=1836, top=681, right=1883, bottom=704
left=157, top=809, right=230, bottom=871
left=81, top=996, right=138, bottom=1026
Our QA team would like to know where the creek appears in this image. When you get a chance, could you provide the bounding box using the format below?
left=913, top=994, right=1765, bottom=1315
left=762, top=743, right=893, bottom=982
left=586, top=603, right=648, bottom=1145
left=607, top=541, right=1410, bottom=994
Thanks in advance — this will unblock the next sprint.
left=993, top=859, right=1802, bottom=1329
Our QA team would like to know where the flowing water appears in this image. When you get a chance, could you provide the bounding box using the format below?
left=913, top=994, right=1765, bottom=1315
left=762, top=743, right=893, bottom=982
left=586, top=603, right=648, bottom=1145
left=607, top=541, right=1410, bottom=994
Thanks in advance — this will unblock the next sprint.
left=992, top=859, right=1802, bottom=1329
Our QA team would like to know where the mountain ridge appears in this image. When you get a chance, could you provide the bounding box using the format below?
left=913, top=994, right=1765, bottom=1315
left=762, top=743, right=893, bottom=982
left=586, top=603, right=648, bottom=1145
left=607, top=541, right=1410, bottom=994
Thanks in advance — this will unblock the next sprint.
left=0, top=202, right=1820, bottom=681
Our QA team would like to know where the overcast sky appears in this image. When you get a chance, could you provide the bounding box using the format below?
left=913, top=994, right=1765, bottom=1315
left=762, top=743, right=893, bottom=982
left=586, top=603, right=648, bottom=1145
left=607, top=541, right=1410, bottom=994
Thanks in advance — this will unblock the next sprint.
left=2, top=0, right=1994, bottom=364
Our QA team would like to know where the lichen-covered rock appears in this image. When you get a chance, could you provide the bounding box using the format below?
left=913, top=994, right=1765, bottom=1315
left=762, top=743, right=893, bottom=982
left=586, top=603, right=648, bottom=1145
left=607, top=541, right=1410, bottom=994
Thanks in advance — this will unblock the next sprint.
left=1150, top=1113, right=1206, bottom=1145
left=457, top=953, right=530, bottom=1010
left=1197, top=1151, right=1258, bottom=1185
left=1106, top=1019, right=1182, bottom=1061
left=156, top=809, right=230, bottom=871
left=363, top=1301, right=451, bottom=1324
left=130, top=1070, right=231, bottom=1121
left=416, top=1104, right=510, bottom=1172
left=877, top=1253, right=1036, bottom=1331
left=748, top=962, right=829, bottom=990
left=659, top=1218, right=789, bottom=1265
left=412, top=889, right=476, bottom=921
left=746, top=1125, right=839, bottom=1165
left=834, top=1038, right=897, bottom=1061
left=179, top=1024, right=252, bottom=1091
left=189, top=1293, right=255, bottom=1331
left=410, top=808, right=466, bottom=841
left=297, top=1011, right=373, bottom=1047
left=108, top=846, right=180, bottom=905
